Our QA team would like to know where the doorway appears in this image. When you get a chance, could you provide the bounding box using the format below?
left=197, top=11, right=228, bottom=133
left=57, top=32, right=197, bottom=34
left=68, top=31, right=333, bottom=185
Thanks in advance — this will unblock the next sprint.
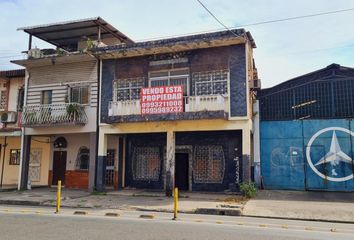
left=52, top=151, right=67, bottom=185
left=175, top=153, right=189, bottom=191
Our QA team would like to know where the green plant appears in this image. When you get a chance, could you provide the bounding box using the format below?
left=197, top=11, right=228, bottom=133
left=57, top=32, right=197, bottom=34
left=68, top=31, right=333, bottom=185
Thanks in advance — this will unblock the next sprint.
left=66, top=103, right=80, bottom=120
left=86, top=38, right=95, bottom=50
left=239, top=182, right=257, bottom=198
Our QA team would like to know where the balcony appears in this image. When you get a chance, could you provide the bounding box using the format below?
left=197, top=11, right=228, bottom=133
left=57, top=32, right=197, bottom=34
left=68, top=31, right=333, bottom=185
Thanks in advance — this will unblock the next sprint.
left=22, top=103, right=88, bottom=127
left=108, top=94, right=229, bottom=121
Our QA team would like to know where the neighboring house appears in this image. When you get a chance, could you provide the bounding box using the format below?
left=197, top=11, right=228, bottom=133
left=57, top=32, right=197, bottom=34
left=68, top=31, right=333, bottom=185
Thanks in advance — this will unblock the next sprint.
left=12, top=17, right=133, bottom=190
left=257, top=64, right=354, bottom=191
left=0, top=69, right=25, bottom=188
left=93, top=29, right=259, bottom=192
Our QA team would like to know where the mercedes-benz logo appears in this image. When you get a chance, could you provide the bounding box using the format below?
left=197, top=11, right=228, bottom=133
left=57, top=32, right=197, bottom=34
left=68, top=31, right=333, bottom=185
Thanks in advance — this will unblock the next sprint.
left=306, top=127, right=354, bottom=182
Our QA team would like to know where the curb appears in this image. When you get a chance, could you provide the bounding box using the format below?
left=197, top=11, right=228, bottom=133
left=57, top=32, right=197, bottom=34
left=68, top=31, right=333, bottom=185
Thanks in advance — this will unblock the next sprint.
left=242, top=214, right=354, bottom=225
left=195, top=208, right=242, bottom=216
left=0, top=200, right=41, bottom=206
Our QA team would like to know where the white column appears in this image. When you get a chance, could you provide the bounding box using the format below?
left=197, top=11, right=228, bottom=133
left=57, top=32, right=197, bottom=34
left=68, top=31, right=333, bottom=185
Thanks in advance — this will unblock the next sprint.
left=165, top=130, right=175, bottom=195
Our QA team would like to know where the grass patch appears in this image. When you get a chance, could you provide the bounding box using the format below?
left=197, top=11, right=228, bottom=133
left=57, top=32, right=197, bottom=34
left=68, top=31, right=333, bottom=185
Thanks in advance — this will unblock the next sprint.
left=91, top=191, right=107, bottom=196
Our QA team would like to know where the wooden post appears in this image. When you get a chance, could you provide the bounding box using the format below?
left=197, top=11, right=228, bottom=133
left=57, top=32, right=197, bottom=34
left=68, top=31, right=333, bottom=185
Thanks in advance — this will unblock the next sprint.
left=165, top=131, right=175, bottom=197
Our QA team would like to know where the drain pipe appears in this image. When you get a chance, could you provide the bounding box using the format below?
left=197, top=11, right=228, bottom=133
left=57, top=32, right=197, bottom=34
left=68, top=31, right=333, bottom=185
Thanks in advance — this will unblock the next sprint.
left=18, top=70, right=30, bottom=190
left=0, top=136, right=7, bottom=188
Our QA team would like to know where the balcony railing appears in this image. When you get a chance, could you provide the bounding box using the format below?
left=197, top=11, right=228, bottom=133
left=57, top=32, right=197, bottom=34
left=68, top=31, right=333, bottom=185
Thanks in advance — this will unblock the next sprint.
left=108, top=94, right=229, bottom=116
left=22, top=103, right=88, bottom=127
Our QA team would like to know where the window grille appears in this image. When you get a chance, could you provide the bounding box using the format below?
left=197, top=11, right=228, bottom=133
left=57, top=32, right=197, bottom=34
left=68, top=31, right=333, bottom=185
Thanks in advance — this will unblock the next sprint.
left=259, top=78, right=354, bottom=120
left=113, top=77, right=145, bottom=101
left=193, top=145, right=225, bottom=183
left=29, top=149, right=42, bottom=182
left=0, top=90, right=6, bottom=110
left=132, top=147, right=161, bottom=181
left=76, top=146, right=90, bottom=170
left=192, top=70, right=229, bottom=96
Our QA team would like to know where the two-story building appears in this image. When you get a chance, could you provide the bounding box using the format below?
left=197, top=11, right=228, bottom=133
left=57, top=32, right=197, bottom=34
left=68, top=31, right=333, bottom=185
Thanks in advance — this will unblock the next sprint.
left=12, top=17, right=133, bottom=190
left=0, top=69, right=26, bottom=189
left=93, top=29, right=259, bottom=193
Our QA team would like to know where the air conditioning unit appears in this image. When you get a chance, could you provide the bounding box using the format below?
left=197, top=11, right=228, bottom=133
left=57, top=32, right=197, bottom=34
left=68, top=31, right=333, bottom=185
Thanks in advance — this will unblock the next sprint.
left=0, top=111, right=17, bottom=123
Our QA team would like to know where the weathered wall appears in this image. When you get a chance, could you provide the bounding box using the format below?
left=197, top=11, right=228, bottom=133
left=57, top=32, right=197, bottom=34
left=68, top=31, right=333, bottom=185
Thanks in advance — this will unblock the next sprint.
left=261, top=119, right=354, bottom=191
left=100, top=45, right=248, bottom=123
left=0, top=136, right=50, bottom=186
left=123, top=131, right=243, bottom=192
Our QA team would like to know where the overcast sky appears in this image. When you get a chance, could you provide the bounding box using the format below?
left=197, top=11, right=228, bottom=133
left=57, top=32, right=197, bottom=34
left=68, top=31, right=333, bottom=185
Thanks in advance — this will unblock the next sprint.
left=1, top=0, right=353, bottom=88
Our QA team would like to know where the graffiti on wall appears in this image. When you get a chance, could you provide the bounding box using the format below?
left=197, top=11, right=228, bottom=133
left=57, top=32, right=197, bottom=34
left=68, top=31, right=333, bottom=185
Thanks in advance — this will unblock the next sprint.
left=260, top=119, right=354, bottom=191
left=306, top=127, right=354, bottom=182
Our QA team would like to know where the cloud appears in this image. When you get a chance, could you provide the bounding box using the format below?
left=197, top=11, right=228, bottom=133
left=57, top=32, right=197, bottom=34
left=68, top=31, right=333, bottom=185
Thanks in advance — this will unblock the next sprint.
left=0, top=0, right=353, bottom=87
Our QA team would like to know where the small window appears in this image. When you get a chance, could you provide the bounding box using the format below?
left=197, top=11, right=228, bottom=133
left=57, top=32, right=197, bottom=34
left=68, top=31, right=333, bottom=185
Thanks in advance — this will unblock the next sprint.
left=70, top=86, right=89, bottom=104
left=0, top=90, right=7, bottom=110
left=76, top=146, right=90, bottom=170
left=9, top=149, right=21, bottom=165
left=17, top=88, right=25, bottom=111
left=41, top=90, right=52, bottom=104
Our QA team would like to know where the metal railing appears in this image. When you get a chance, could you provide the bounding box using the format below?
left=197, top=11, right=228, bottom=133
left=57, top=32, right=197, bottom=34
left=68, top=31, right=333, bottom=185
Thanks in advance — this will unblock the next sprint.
left=22, top=103, right=88, bottom=127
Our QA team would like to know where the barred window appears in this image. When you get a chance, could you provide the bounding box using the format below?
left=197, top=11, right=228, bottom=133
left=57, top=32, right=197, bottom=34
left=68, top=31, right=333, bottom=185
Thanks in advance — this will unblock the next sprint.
left=0, top=90, right=6, bottom=110
left=132, top=147, right=160, bottom=181
left=9, top=149, right=21, bottom=165
left=192, top=70, right=228, bottom=96
left=193, top=145, right=225, bottom=183
left=113, top=77, right=144, bottom=101
left=76, top=147, right=90, bottom=170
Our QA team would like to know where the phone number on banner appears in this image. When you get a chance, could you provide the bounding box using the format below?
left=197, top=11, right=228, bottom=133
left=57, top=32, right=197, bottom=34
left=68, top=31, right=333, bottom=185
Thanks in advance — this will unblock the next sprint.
left=141, top=106, right=183, bottom=114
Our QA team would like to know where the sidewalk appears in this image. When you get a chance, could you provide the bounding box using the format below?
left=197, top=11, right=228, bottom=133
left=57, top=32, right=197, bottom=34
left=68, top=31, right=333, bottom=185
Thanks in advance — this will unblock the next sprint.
left=0, top=188, right=245, bottom=216
left=243, top=190, right=354, bottom=223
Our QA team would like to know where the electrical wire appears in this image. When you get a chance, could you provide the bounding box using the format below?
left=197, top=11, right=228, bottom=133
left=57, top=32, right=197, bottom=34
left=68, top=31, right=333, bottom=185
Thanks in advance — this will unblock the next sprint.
left=196, top=0, right=354, bottom=29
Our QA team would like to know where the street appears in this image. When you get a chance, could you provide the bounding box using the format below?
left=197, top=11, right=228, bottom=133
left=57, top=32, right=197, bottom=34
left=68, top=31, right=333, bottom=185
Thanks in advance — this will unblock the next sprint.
left=0, top=206, right=353, bottom=240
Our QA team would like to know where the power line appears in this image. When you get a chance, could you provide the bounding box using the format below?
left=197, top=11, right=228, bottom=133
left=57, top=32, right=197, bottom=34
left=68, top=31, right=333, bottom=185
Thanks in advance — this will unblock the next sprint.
left=196, top=0, right=239, bottom=37
left=196, top=0, right=354, bottom=29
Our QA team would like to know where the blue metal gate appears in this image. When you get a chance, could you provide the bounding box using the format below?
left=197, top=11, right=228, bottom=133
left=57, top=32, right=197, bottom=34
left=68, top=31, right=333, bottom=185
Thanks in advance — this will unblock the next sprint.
left=260, top=119, right=354, bottom=191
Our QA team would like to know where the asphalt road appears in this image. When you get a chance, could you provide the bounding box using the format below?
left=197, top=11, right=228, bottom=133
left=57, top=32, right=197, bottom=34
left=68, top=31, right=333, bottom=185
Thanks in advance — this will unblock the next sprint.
left=0, top=206, right=353, bottom=240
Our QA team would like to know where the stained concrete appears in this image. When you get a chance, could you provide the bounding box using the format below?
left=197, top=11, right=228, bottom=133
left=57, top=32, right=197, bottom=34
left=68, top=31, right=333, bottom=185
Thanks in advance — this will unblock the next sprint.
left=243, top=190, right=354, bottom=223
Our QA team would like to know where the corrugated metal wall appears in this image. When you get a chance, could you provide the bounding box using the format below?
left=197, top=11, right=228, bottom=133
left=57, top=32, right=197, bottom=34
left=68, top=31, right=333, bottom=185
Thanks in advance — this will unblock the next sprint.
left=27, top=61, right=97, bottom=107
left=261, top=119, right=354, bottom=191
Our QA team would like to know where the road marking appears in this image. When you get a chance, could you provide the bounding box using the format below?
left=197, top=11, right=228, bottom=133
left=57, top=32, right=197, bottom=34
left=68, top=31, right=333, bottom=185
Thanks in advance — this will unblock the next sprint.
left=259, top=224, right=267, bottom=228
left=105, top=212, right=120, bottom=217
left=305, top=227, right=313, bottom=231
left=73, top=211, right=88, bottom=215
left=216, top=221, right=223, bottom=224
left=281, top=225, right=289, bottom=229
left=139, top=214, right=155, bottom=219
left=21, top=210, right=29, bottom=213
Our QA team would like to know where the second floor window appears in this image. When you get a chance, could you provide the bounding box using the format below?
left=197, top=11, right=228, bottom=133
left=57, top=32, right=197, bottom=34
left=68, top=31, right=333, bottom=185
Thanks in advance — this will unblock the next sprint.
left=17, top=88, right=24, bottom=111
left=41, top=90, right=52, bottom=104
left=149, top=69, right=189, bottom=95
left=0, top=90, right=6, bottom=110
left=70, top=86, right=89, bottom=104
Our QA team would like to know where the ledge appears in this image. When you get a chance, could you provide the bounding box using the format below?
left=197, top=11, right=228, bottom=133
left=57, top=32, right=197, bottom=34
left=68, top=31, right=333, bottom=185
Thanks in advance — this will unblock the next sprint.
left=104, top=111, right=228, bottom=123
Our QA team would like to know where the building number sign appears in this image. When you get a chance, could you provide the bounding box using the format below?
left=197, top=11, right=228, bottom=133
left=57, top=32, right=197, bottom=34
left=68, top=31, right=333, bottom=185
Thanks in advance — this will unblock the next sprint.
left=140, top=85, right=184, bottom=114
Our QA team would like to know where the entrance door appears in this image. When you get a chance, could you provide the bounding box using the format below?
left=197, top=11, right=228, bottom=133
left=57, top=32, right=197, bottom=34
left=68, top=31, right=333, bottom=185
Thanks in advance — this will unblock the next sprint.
left=52, top=151, right=67, bottom=185
left=175, top=153, right=189, bottom=191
